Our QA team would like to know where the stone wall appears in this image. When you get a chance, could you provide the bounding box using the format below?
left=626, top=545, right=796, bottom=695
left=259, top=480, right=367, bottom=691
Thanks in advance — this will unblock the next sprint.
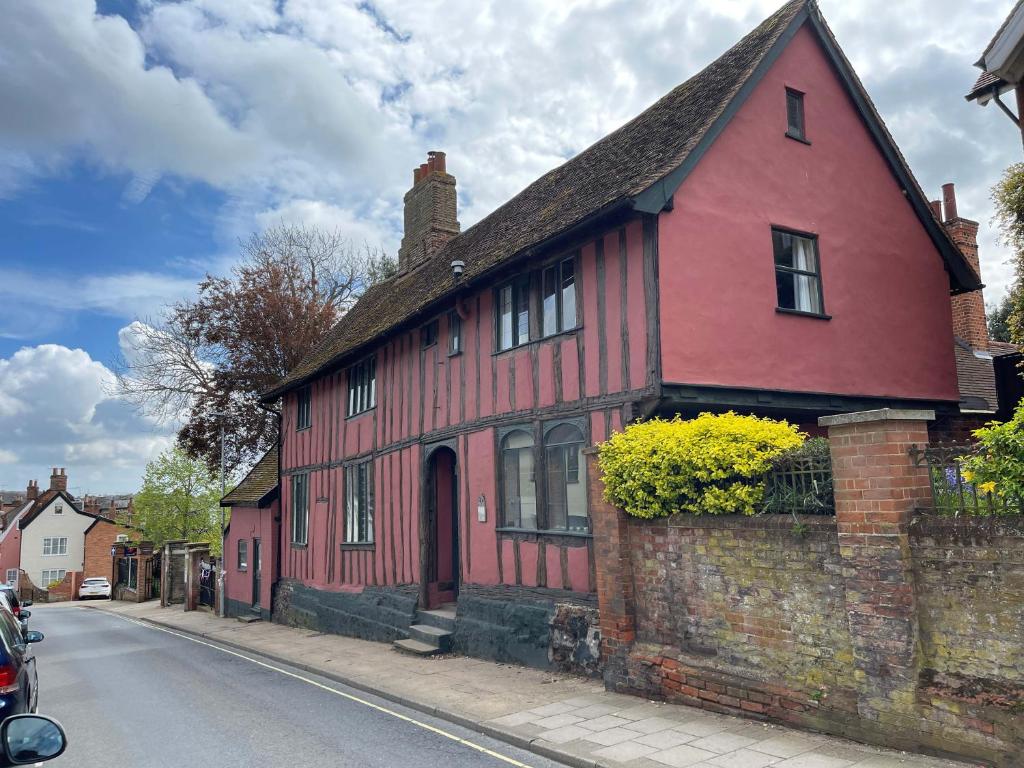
left=272, top=579, right=419, bottom=643
left=455, top=584, right=600, bottom=675
left=590, top=410, right=1024, bottom=767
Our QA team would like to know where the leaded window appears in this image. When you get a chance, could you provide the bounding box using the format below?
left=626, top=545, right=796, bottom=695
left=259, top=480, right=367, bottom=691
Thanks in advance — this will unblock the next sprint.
left=544, top=423, right=588, bottom=533
left=500, top=430, right=537, bottom=529
left=345, top=461, right=374, bottom=544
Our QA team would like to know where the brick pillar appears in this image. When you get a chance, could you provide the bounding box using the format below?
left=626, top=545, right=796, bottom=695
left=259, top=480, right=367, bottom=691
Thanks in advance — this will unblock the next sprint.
left=819, top=409, right=934, bottom=731
left=584, top=449, right=636, bottom=686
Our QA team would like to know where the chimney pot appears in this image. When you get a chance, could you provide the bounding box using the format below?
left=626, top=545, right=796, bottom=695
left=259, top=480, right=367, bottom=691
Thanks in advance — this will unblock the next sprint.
left=942, top=182, right=957, bottom=221
left=398, top=151, right=460, bottom=272
left=418, top=163, right=429, bottom=182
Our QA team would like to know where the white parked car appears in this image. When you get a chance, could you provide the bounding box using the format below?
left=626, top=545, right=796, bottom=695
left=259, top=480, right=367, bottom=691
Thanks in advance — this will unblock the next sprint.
left=78, top=578, right=111, bottom=600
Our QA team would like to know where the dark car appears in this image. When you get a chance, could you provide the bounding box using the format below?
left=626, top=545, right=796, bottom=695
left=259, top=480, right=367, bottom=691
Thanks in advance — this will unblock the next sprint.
left=0, top=590, right=29, bottom=636
left=0, top=610, right=40, bottom=718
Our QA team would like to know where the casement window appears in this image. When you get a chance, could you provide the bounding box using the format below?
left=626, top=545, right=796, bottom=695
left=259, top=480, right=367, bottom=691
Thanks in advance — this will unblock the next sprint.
left=785, top=88, right=807, bottom=142
left=4, top=570, right=17, bottom=587
left=291, top=473, right=309, bottom=546
left=344, top=461, right=374, bottom=544
left=500, top=430, right=538, bottom=529
left=772, top=228, right=825, bottom=316
left=497, top=254, right=580, bottom=352
left=542, top=257, right=578, bottom=336
left=500, top=421, right=588, bottom=533
left=42, top=537, right=68, bottom=556
left=237, top=539, right=248, bottom=571
left=41, top=569, right=66, bottom=586
left=497, top=276, right=531, bottom=351
left=421, top=320, right=439, bottom=348
left=297, top=387, right=312, bottom=431
left=346, top=357, right=376, bottom=417
left=448, top=310, right=462, bottom=355
left=54, top=503, right=63, bottom=515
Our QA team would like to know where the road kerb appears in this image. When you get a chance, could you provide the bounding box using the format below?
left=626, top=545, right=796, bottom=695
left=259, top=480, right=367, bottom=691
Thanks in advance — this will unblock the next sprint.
left=88, top=606, right=600, bottom=768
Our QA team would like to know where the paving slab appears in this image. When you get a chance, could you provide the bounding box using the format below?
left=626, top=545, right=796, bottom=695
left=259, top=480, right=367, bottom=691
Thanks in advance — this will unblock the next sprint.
left=85, top=600, right=971, bottom=768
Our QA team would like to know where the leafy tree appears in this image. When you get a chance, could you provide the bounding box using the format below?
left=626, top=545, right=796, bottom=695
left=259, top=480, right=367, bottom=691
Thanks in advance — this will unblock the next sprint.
left=988, top=293, right=1015, bottom=343
left=116, top=224, right=396, bottom=472
left=133, top=447, right=225, bottom=553
left=991, top=164, right=1024, bottom=345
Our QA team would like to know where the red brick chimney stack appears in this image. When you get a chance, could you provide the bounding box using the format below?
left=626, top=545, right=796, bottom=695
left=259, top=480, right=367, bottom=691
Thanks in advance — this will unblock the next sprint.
left=25, top=480, right=38, bottom=502
left=49, top=467, right=67, bottom=493
left=941, top=183, right=988, bottom=353
left=399, top=151, right=460, bottom=273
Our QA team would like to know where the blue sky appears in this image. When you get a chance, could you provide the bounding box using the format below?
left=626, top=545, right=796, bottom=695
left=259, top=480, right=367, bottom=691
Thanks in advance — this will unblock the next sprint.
left=0, top=0, right=1020, bottom=493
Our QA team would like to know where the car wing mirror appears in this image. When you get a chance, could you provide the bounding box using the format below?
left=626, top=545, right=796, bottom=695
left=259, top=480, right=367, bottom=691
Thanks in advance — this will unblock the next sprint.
left=23, top=632, right=42, bottom=644
left=0, top=715, right=67, bottom=765
left=17, top=612, right=28, bottom=621
left=19, top=602, right=31, bottom=609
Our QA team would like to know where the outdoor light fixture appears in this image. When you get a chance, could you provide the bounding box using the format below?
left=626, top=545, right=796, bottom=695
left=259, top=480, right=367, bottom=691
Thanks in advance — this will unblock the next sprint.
left=451, top=259, right=465, bottom=279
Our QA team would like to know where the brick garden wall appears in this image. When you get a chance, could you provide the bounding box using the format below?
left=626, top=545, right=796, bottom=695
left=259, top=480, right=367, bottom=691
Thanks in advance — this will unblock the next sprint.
left=590, top=410, right=1024, bottom=767
left=83, top=520, right=132, bottom=582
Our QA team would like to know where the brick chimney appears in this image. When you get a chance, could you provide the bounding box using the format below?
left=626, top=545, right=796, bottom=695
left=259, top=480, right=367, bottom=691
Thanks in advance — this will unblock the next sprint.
left=25, top=480, right=38, bottom=502
left=939, top=183, right=988, bottom=353
left=49, top=467, right=67, bottom=493
left=398, top=151, right=459, bottom=272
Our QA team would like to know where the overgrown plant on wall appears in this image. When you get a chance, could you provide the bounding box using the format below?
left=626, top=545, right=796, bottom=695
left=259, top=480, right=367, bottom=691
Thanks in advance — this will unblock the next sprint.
left=597, top=412, right=804, bottom=518
left=958, top=404, right=1024, bottom=514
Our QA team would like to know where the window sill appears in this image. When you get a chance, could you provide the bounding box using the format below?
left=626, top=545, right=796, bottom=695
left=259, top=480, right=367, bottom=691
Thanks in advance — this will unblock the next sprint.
left=785, top=131, right=811, bottom=145
left=493, top=327, right=579, bottom=357
left=340, top=542, right=375, bottom=550
left=447, top=350, right=463, bottom=358
left=296, top=426, right=312, bottom=433
left=345, top=406, right=377, bottom=421
left=776, top=307, right=831, bottom=320
left=496, top=527, right=592, bottom=538
left=238, top=567, right=247, bottom=572
left=289, top=543, right=308, bottom=550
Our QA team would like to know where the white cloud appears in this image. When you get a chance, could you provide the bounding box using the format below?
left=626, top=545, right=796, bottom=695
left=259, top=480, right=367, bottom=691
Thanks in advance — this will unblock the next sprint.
left=0, top=344, right=174, bottom=493
left=0, top=0, right=1019, bottom=301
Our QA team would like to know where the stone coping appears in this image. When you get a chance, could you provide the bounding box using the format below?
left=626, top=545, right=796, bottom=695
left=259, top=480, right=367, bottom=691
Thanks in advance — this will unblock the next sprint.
left=818, top=408, right=935, bottom=427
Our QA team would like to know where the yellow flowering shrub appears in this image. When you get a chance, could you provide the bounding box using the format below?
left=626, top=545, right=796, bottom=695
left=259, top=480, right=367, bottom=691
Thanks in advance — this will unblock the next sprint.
left=956, top=402, right=1024, bottom=514
left=597, top=412, right=805, bottom=518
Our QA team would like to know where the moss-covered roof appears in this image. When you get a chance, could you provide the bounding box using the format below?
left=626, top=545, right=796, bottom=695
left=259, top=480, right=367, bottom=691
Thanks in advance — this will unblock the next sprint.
left=221, top=446, right=279, bottom=507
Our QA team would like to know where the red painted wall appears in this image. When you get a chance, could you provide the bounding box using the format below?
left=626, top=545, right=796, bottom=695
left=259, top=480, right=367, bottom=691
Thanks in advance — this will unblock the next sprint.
left=224, top=499, right=279, bottom=611
left=278, top=218, right=651, bottom=598
left=658, top=24, right=959, bottom=403
left=0, top=527, right=21, bottom=585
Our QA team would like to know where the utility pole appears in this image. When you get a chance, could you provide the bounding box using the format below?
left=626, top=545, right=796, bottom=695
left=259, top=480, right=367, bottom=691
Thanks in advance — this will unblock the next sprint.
left=210, top=411, right=229, bottom=618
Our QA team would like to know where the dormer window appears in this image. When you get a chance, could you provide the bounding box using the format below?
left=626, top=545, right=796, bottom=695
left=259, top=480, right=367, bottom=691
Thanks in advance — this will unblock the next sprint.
left=785, top=88, right=808, bottom=143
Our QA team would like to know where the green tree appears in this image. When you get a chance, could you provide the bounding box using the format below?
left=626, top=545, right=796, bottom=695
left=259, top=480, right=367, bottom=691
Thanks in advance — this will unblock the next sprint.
left=134, top=447, right=226, bottom=553
left=988, top=292, right=1015, bottom=343
left=991, top=164, right=1024, bottom=345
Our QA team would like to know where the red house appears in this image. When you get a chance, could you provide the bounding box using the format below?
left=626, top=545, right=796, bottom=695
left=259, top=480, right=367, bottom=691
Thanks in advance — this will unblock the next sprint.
left=258, top=0, right=979, bottom=669
left=221, top=447, right=280, bottom=621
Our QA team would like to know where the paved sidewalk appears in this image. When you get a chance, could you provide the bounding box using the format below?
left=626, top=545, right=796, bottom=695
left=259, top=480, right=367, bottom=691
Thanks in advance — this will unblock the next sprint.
left=84, top=601, right=968, bottom=768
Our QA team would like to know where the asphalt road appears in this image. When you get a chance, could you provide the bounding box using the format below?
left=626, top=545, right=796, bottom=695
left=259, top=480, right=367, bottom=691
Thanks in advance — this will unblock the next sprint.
left=29, top=605, right=569, bottom=768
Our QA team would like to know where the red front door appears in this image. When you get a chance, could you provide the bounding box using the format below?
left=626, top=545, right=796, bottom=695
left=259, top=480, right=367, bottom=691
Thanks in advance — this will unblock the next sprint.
left=426, top=448, right=458, bottom=609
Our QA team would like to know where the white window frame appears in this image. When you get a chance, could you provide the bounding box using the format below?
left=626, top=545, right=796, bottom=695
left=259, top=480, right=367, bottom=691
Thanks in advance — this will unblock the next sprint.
left=5, top=569, right=17, bottom=587
left=42, top=537, right=68, bottom=556
left=41, top=569, right=66, bottom=586
left=344, top=461, right=374, bottom=544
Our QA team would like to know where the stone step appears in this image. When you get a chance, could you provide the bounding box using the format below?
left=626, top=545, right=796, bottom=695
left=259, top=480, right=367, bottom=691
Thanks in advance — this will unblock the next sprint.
left=393, top=637, right=442, bottom=657
left=237, top=614, right=261, bottom=624
left=415, top=605, right=457, bottom=633
left=408, top=623, right=453, bottom=651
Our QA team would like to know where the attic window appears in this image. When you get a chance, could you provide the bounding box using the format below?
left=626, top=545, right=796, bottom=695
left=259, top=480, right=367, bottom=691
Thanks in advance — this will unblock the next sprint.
left=785, top=88, right=808, bottom=143
left=421, top=320, right=439, bottom=348
left=54, top=503, right=63, bottom=515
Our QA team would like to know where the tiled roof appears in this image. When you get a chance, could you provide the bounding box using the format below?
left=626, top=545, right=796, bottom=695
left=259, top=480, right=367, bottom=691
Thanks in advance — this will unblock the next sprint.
left=263, top=0, right=979, bottom=401
left=221, top=446, right=279, bottom=507
left=989, top=340, right=1021, bottom=358
left=965, top=70, right=1007, bottom=102
left=954, top=338, right=998, bottom=412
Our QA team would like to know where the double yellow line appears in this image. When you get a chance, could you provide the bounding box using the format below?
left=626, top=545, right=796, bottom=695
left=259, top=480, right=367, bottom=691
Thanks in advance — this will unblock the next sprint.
left=110, top=612, right=534, bottom=767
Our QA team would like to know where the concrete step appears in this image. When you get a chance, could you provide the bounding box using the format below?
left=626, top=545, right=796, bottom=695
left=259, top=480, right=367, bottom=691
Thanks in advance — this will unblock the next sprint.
left=393, top=638, right=442, bottom=657
left=415, top=605, right=457, bottom=633
left=237, top=614, right=261, bottom=624
left=408, top=623, right=453, bottom=652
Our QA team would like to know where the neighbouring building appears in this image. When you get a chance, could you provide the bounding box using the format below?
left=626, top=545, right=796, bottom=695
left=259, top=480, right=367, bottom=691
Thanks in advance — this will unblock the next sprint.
left=10, top=468, right=132, bottom=593
left=82, top=494, right=135, bottom=526
left=967, top=0, right=1024, bottom=149
left=252, top=0, right=982, bottom=668
left=221, top=447, right=279, bottom=621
